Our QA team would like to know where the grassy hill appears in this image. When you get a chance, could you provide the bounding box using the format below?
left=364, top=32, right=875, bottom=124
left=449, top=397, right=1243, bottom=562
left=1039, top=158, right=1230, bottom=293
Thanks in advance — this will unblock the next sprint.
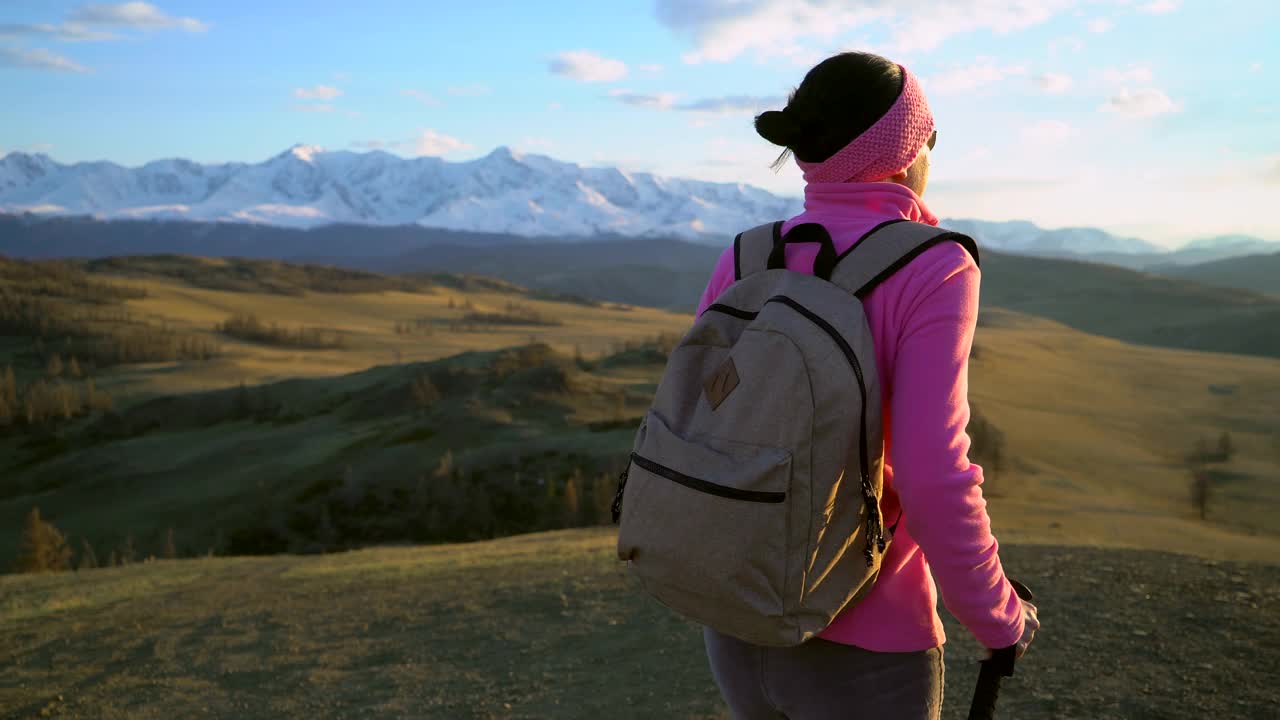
left=1, top=254, right=1279, bottom=718
left=314, top=239, right=1280, bottom=360
left=1, top=530, right=1277, bottom=719
left=1152, top=251, right=1280, bottom=297
left=977, top=252, right=1280, bottom=359
left=2, top=255, right=1278, bottom=572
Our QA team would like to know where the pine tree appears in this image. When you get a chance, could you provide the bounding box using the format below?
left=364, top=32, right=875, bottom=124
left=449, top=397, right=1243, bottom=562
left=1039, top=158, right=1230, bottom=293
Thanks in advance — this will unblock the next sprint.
left=67, top=356, right=82, bottom=379
left=12, top=507, right=73, bottom=573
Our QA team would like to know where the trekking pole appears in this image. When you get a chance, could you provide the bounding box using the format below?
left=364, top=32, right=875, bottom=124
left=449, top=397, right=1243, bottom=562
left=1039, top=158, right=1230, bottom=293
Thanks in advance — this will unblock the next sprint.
left=967, top=579, right=1034, bottom=720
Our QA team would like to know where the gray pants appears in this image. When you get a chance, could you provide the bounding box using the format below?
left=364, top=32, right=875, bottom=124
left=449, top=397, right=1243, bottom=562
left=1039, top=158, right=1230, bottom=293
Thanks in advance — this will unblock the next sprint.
left=703, top=626, right=944, bottom=720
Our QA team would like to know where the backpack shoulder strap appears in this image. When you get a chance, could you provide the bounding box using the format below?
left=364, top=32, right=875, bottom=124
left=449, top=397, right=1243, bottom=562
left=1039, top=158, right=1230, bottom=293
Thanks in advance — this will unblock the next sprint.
left=733, top=221, right=784, bottom=280
left=828, top=220, right=980, bottom=299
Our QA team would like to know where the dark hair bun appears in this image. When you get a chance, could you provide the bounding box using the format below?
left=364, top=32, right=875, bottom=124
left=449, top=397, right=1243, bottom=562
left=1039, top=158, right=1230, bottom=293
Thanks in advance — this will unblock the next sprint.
left=755, top=109, right=801, bottom=147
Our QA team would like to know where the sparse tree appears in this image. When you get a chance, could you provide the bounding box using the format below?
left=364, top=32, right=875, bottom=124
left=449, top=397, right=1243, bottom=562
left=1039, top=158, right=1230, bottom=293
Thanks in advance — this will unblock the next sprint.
left=163, top=527, right=177, bottom=560
left=1191, top=469, right=1212, bottom=521
left=1217, top=432, right=1234, bottom=463
left=563, top=470, right=582, bottom=526
left=46, top=353, right=63, bottom=379
left=1, top=365, right=16, bottom=404
left=80, top=538, right=99, bottom=570
left=235, top=380, right=252, bottom=418
left=411, top=373, right=441, bottom=409
left=434, top=450, right=455, bottom=479
left=120, top=534, right=136, bottom=565
left=67, top=356, right=82, bottom=379
left=591, top=472, right=616, bottom=525
left=12, top=507, right=73, bottom=574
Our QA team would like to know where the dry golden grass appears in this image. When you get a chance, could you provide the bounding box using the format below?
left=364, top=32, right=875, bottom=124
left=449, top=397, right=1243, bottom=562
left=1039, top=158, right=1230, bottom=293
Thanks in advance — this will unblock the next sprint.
left=68, top=274, right=1280, bottom=562
left=969, top=309, right=1280, bottom=558
left=100, top=277, right=690, bottom=399
left=1, top=530, right=1277, bottom=719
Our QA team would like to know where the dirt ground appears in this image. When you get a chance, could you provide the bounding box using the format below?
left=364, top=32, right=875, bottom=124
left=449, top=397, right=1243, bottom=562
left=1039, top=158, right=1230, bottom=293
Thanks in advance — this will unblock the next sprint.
left=2, top=529, right=1277, bottom=719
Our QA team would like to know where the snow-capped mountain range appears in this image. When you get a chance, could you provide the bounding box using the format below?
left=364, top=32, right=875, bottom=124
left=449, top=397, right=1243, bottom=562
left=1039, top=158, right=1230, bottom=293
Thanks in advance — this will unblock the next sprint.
left=0, top=145, right=796, bottom=242
left=1, top=145, right=1276, bottom=263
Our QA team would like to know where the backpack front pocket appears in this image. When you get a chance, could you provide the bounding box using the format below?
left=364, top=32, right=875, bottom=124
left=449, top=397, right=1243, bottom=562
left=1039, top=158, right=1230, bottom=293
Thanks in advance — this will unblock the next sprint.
left=617, top=410, right=793, bottom=623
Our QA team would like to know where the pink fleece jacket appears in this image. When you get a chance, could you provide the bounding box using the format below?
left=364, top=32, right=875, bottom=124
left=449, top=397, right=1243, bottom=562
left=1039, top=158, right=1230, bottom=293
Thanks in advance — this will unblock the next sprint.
left=695, top=182, right=1025, bottom=653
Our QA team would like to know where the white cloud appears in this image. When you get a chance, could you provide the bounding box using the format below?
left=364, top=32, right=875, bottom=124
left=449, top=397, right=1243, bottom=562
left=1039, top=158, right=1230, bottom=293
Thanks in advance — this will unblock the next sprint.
left=293, top=104, right=335, bottom=113
left=1033, top=72, right=1073, bottom=93
left=677, top=95, right=784, bottom=114
left=609, top=89, right=677, bottom=110
left=923, top=58, right=1028, bottom=95
left=1087, top=18, right=1114, bottom=33
left=401, top=89, right=442, bottom=107
left=351, top=130, right=472, bottom=157
left=548, top=50, right=628, bottom=82
left=1266, top=157, right=1280, bottom=185
left=637, top=63, right=664, bottom=74
left=408, top=129, right=472, bottom=157
left=1103, top=64, right=1154, bottom=85
left=69, top=2, right=208, bottom=32
left=654, top=0, right=1077, bottom=62
left=547, top=102, right=563, bottom=110
left=0, top=22, right=117, bottom=42
left=1138, top=0, right=1180, bottom=14
left=606, top=90, right=782, bottom=114
left=1250, top=62, right=1263, bottom=73
left=0, top=47, right=91, bottom=73
left=293, top=85, right=342, bottom=101
left=447, top=84, right=491, bottom=97
left=1020, top=119, right=1079, bottom=144
left=1049, top=36, right=1085, bottom=54
left=1100, top=87, right=1181, bottom=118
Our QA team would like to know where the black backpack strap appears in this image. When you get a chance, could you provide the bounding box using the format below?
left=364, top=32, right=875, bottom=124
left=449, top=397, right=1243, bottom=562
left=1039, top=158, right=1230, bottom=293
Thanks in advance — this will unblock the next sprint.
left=828, top=221, right=980, bottom=299
left=733, top=221, right=784, bottom=280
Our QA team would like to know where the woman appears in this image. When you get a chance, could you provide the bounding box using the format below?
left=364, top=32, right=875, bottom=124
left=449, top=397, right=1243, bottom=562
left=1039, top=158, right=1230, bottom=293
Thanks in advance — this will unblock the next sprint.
left=695, top=52, right=1040, bottom=720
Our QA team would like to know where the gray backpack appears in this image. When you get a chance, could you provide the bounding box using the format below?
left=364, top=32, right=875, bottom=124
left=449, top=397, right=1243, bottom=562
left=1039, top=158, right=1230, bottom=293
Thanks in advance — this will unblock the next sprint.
left=612, top=219, right=979, bottom=646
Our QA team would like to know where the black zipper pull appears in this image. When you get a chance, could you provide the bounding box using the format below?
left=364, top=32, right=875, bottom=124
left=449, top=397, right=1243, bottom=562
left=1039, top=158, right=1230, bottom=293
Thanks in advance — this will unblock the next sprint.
left=611, top=464, right=630, bottom=524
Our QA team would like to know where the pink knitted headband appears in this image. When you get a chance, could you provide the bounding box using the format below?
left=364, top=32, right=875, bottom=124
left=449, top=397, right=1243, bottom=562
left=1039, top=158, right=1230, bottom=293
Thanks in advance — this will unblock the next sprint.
left=795, top=64, right=935, bottom=184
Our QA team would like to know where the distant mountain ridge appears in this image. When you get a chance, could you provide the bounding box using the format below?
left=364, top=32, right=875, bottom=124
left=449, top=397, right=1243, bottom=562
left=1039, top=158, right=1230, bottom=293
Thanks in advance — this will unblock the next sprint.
left=2, top=146, right=1276, bottom=264
left=0, top=146, right=797, bottom=241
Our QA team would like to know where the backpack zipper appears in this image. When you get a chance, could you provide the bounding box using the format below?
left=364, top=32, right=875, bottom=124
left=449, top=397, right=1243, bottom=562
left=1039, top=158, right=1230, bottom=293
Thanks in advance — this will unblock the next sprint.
left=763, top=295, right=886, bottom=565
left=629, top=452, right=787, bottom=503
left=705, top=297, right=886, bottom=566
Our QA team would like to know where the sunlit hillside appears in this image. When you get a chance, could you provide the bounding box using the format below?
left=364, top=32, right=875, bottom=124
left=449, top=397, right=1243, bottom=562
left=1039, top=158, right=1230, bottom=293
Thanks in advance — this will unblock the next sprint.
left=2, top=256, right=1277, bottom=571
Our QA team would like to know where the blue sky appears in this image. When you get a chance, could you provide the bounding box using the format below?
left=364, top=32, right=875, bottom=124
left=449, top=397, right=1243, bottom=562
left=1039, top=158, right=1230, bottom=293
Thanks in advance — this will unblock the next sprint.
left=2, top=0, right=1277, bottom=246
